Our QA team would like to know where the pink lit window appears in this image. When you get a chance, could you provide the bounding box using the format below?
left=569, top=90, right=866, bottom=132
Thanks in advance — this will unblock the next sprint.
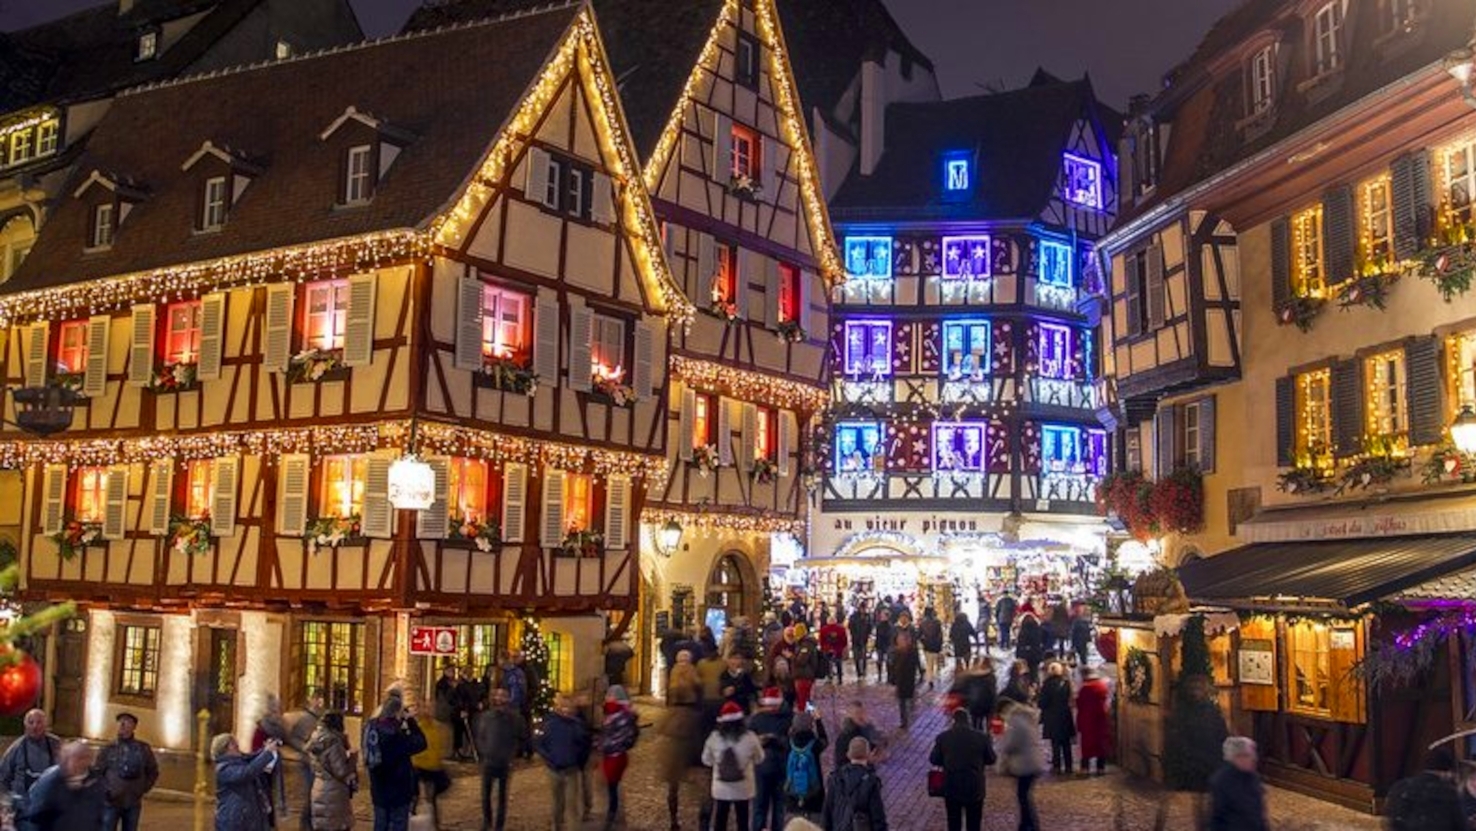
left=164, top=301, right=202, bottom=366
left=777, top=264, right=800, bottom=324
left=304, top=280, right=350, bottom=352
left=481, top=286, right=530, bottom=362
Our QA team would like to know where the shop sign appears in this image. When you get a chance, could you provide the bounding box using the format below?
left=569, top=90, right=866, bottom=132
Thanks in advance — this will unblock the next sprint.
left=410, top=626, right=458, bottom=656
left=1243, top=503, right=1476, bottom=543
left=1238, top=639, right=1274, bottom=685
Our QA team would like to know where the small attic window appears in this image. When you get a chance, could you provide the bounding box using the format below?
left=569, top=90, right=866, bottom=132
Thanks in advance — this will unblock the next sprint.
left=137, top=30, right=158, bottom=61
left=942, top=151, right=972, bottom=197
left=345, top=145, right=373, bottom=204
left=90, top=204, right=115, bottom=250
left=275, top=39, right=293, bottom=60
left=201, top=176, right=228, bottom=231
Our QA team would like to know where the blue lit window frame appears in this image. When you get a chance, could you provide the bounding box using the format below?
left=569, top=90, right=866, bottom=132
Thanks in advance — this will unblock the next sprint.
left=1038, top=240, right=1074, bottom=287
left=1086, top=429, right=1109, bottom=477
left=942, top=151, right=972, bottom=196
left=1041, top=424, right=1083, bottom=472
left=941, top=320, right=991, bottom=378
left=1038, top=322, right=1073, bottom=380
left=941, top=235, right=991, bottom=280
left=834, top=421, right=883, bottom=474
left=843, top=319, right=892, bottom=377
left=1062, top=153, right=1103, bottom=209
left=932, top=421, right=987, bottom=472
left=843, top=236, right=893, bottom=280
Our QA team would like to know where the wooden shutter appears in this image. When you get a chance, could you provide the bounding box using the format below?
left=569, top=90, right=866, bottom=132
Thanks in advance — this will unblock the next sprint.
left=539, top=468, right=565, bottom=548
left=343, top=273, right=377, bottom=367
left=533, top=290, right=560, bottom=385
left=455, top=273, right=485, bottom=371
left=1154, top=407, right=1176, bottom=478
left=697, top=234, right=716, bottom=292
left=1331, top=358, right=1364, bottom=458
left=147, top=459, right=174, bottom=535
left=416, top=456, right=450, bottom=540
left=632, top=321, right=654, bottom=400
left=501, top=462, right=528, bottom=543
left=740, top=403, right=757, bottom=469
left=760, top=135, right=775, bottom=190
left=1198, top=396, right=1217, bottom=474
left=778, top=410, right=794, bottom=476
left=603, top=474, right=630, bottom=550
left=40, top=464, right=67, bottom=535
left=127, top=304, right=155, bottom=385
left=1270, top=217, right=1291, bottom=312
left=525, top=146, right=552, bottom=205
left=1322, top=185, right=1355, bottom=287
left=1328, top=624, right=1367, bottom=724
left=361, top=454, right=393, bottom=539
left=568, top=303, right=592, bottom=393
left=1145, top=244, right=1165, bottom=330
left=1391, top=150, right=1432, bottom=260
left=713, top=113, right=732, bottom=179
left=734, top=249, right=752, bottom=319
left=195, top=292, right=226, bottom=381
left=210, top=456, right=239, bottom=537
left=276, top=454, right=310, bottom=536
left=263, top=283, right=295, bottom=372
left=718, top=397, right=733, bottom=466
left=679, top=388, right=696, bottom=461
left=763, top=259, right=781, bottom=328
left=102, top=465, right=128, bottom=541
left=22, top=322, right=48, bottom=388
left=1275, top=376, right=1296, bottom=466
left=1123, top=255, right=1142, bottom=337
left=797, top=270, right=814, bottom=335
left=591, top=172, right=615, bottom=225
left=83, top=315, right=110, bottom=398
left=1405, top=336, right=1444, bottom=446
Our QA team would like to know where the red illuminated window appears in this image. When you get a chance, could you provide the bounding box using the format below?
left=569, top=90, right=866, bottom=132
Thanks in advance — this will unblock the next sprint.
left=713, top=243, right=739, bottom=305
left=304, top=280, right=350, bottom=352
left=186, top=459, right=213, bottom=520
left=777, top=264, right=800, bottom=323
left=74, top=467, right=108, bottom=523
left=481, top=286, right=530, bottom=363
left=693, top=393, right=716, bottom=448
left=731, top=124, right=760, bottom=179
left=56, top=320, right=88, bottom=374
left=449, top=457, right=489, bottom=522
left=755, top=405, right=777, bottom=461
left=564, top=473, right=592, bottom=532
left=164, top=301, right=202, bottom=366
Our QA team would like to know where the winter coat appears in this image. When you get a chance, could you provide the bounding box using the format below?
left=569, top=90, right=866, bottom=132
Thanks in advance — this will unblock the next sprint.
left=474, top=706, right=527, bottom=772
left=0, top=734, right=60, bottom=800
left=929, top=721, right=997, bottom=804
left=500, top=665, right=527, bottom=709
left=919, top=617, right=944, bottom=653
left=1208, top=764, right=1270, bottom=831
left=433, top=676, right=457, bottom=722
left=214, top=751, right=277, bottom=831
left=747, top=710, right=793, bottom=779
left=1001, top=675, right=1035, bottom=706
left=848, top=615, right=872, bottom=649
left=600, top=704, right=639, bottom=756
left=535, top=711, right=591, bottom=772
left=949, top=617, right=976, bottom=655
left=1076, top=677, right=1112, bottom=759
left=785, top=724, right=828, bottom=813
left=819, top=623, right=848, bottom=658
left=832, top=718, right=882, bottom=770
left=1383, top=770, right=1466, bottom=831
left=793, top=638, right=822, bottom=681
left=95, top=737, right=159, bottom=808
left=307, top=726, right=356, bottom=831
left=1037, top=675, right=1076, bottom=742
left=22, top=767, right=105, bottom=831
left=700, top=729, right=764, bottom=802
left=1049, top=604, right=1071, bottom=640
left=821, top=763, right=888, bottom=831
left=718, top=669, right=758, bottom=712
left=889, top=646, right=922, bottom=700
left=962, top=671, right=998, bottom=720
left=364, top=716, right=428, bottom=810
left=995, top=596, right=1017, bottom=627
left=1015, top=618, right=1045, bottom=670
left=873, top=619, right=892, bottom=653
left=1070, top=616, right=1093, bottom=652
left=998, top=706, right=1045, bottom=778
left=657, top=703, right=704, bottom=783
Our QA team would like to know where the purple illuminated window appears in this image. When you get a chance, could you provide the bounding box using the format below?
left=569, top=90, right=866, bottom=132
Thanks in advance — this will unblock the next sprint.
left=933, top=422, right=986, bottom=472
left=1063, top=153, right=1103, bottom=209
left=941, top=235, right=991, bottom=280
left=1087, top=429, right=1108, bottom=477
left=1038, top=323, right=1073, bottom=380
left=844, top=320, right=892, bottom=377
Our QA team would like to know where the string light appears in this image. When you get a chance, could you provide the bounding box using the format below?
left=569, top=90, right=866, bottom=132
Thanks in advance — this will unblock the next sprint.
left=671, top=355, right=828, bottom=413
left=1290, top=205, right=1325, bottom=299
left=639, top=507, right=801, bottom=537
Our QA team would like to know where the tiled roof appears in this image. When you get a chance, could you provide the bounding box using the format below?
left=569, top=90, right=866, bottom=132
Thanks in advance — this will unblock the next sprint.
left=829, top=77, right=1111, bottom=222
left=5, top=5, right=579, bottom=294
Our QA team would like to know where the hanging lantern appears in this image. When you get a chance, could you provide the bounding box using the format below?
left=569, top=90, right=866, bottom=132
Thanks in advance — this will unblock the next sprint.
left=1452, top=405, right=1476, bottom=456
left=388, top=454, right=436, bottom=511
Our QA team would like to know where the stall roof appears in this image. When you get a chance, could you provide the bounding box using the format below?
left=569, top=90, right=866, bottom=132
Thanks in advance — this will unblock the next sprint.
left=1177, top=533, right=1476, bottom=609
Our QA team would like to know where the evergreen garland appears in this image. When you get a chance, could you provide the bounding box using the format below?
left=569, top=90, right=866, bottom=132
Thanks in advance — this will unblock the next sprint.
left=1162, top=614, right=1229, bottom=792
left=1180, top=614, right=1213, bottom=679
left=519, top=615, right=556, bottom=721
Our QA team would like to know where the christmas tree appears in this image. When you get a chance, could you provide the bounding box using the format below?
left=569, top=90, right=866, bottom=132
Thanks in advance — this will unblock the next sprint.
left=519, top=614, right=555, bottom=721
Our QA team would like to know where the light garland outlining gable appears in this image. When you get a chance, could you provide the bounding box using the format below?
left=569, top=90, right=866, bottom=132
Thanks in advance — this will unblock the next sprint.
left=640, top=507, right=802, bottom=537
left=671, top=355, right=828, bottom=413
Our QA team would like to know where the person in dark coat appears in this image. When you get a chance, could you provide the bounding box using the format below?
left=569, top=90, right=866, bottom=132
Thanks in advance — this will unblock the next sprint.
left=822, top=738, right=888, bottom=831
left=1076, top=668, right=1111, bottom=774
left=2, top=709, right=63, bottom=831
left=832, top=700, right=884, bottom=770
left=718, top=654, right=758, bottom=714
left=949, top=613, right=976, bottom=671
left=872, top=608, right=893, bottom=684
left=785, top=711, right=829, bottom=822
left=995, top=593, right=1018, bottom=650
left=1208, top=737, right=1269, bottom=831
left=24, top=741, right=105, bottom=831
left=957, top=659, right=997, bottom=732
left=474, top=689, right=527, bottom=831
left=211, top=734, right=281, bottom=831
left=1047, top=602, right=1071, bottom=656
left=1014, top=616, right=1045, bottom=676
left=1069, top=613, right=1093, bottom=667
left=918, top=608, right=946, bottom=691
left=929, top=709, right=997, bottom=831
left=535, top=695, right=592, bottom=831
left=1000, top=659, right=1036, bottom=707
left=889, top=624, right=923, bottom=729
left=848, top=605, right=873, bottom=680
left=746, top=688, right=792, bottom=831
left=363, top=689, right=429, bottom=831
left=1383, top=747, right=1466, bottom=831
left=94, top=712, right=159, bottom=831
left=1037, top=662, right=1075, bottom=774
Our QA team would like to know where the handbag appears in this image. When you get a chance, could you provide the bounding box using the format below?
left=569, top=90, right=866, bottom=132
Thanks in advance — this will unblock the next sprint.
left=926, top=767, right=945, bottom=798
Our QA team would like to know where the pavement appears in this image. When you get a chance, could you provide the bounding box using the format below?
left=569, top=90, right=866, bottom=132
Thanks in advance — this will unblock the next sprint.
left=134, top=662, right=1382, bottom=830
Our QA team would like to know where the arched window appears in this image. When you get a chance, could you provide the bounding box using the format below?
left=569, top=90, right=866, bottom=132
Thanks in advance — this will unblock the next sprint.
left=705, top=553, right=752, bottom=623
left=0, top=214, right=36, bottom=284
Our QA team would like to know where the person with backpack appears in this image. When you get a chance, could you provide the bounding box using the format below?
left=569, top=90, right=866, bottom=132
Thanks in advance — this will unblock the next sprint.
left=784, top=711, right=828, bottom=824
left=363, top=689, right=428, bottom=831
left=748, top=688, right=793, bottom=831
left=599, top=686, right=639, bottom=831
left=821, top=737, right=887, bottom=831
left=535, top=695, right=592, bottom=831
left=792, top=632, right=821, bottom=712
left=918, top=609, right=945, bottom=690
left=93, top=713, right=159, bottom=831
left=701, top=702, right=764, bottom=831
left=930, top=709, right=996, bottom=831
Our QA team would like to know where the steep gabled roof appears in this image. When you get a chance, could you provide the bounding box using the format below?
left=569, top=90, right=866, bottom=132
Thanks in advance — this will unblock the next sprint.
left=830, top=78, right=1109, bottom=222
left=771, top=0, right=934, bottom=123
left=6, top=5, right=579, bottom=294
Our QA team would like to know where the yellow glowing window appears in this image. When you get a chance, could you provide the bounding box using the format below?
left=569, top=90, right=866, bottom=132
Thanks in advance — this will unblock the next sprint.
left=564, top=472, right=592, bottom=532
left=56, top=320, right=88, bottom=375
left=1365, top=349, right=1406, bottom=438
left=1360, top=175, right=1393, bottom=268
left=1443, top=138, right=1476, bottom=229
left=116, top=625, right=160, bottom=697
left=164, top=301, right=202, bottom=366
left=446, top=623, right=505, bottom=677
left=319, top=455, right=366, bottom=519
left=449, top=457, right=488, bottom=522
left=1296, top=368, right=1332, bottom=463
left=304, top=280, right=350, bottom=352
left=481, top=286, right=530, bottom=362
left=693, top=393, right=715, bottom=448
left=300, top=621, right=365, bottom=715
left=1453, top=331, right=1476, bottom=409
left=1287, top=620, right=1331, bottom=716
left=186, top=459, right=214, bottom=520
left=9, top=129, right=30, bottom=166
left=1291, top=206, right=1325, bottom=298
left=74, top=466, right=108, bottom=524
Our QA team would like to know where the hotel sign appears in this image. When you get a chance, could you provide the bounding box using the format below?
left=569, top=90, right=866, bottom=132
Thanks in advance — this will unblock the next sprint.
left=1241, top=503, right=1476, bottom=543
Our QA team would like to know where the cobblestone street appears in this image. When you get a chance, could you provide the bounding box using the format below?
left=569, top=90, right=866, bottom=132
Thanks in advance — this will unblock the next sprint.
left=137, top=665, right=1381, bottom=830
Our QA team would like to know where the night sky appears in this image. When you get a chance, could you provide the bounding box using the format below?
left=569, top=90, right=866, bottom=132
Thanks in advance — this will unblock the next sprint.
left=0, top=0, right=1242, bottom=107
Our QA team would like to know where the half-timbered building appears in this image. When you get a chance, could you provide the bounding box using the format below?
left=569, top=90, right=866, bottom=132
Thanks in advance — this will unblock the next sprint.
left=810, top=74, right=1119, bottom=615
left=0, top=4, right=690, bottom=752
left=1095, top=0, right=1476, bottom=810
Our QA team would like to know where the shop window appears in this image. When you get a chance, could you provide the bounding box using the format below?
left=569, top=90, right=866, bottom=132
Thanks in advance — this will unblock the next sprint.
left=754, top=405, right=777, bottom=461
left=833, top=422, right=882, bottom=474
left=301, top=621, right=366, bottom=715
left=1062, top=153, right=1103, bottom=209
left=1312, top=0, right=1345, bottom=75
left=1291, top=205, right=1325, bottom=298
left=56, top=320, right=88, bottom=375
left=591, top=314, right=626, bottom=380
left=777, top=264, right=801, bottom=324
left=1038, top=240, right=1073, bottom=287
left=74, top=466, right=109, bottom=524
left=563, top=472, right=592, bottom=533
left=1038, top=323, right=1073, bottom=380
left=319, top=455, right=367, bottom=519
left=1248, top=46, right=1275, bottom=114
left=448, top=457, right=489, bottom=523
left=1288, top=620, right=1332, bottom=715
left=933, top=421, right=986, bottom=472
left=941, top=235, right=991, bottom=280
left=186, top=459, right=214, bottom=520
left=545, top=631, right=567, bottom=692
left=1296, top=368, right=1333, bottom=464
left=115, top=625, right=160, bottom=698
left=304, top=280, right=350, bottom=353
left=692, top=392, right=717, bottom=448
left=942, top=320, right=990, bottom=379
left=843, top=236, right=892, bottom=281
left=730, top=123, right=760, bottom=180
left=1442, top=138, right=1476, bottom=230
left=445, top=623, right=505, bottom=677
left=1087, top=429, right=1110, bottom=477
left=1359, top=175, right=1394, bottom=271
left=843, top=320, right=891, bottom=377
left=481, top=286, right=530, bottom=363
left=1366, top=349, right=1407, bottom=439
left=164, top=300, right=202, bottom=366
left=1042, top=425, right=1083, bottom=473
left=735, top=32, right=760, bottom=90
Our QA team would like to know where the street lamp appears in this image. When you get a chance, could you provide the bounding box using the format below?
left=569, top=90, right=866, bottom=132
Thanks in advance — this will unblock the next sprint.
left=1452, top=405, right=1476, bottom=456
left=655, top=518, right=683, bottom=557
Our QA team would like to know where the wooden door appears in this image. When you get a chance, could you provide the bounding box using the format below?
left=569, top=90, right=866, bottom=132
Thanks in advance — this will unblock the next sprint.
left=49, top=619, right=87, bottom=737
left=205, top=629, right=237, bottom=738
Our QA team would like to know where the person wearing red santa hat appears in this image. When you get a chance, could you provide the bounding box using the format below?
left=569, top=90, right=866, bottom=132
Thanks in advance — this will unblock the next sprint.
left=746, top=689, right=792, bottom=831
left=701, top=702, right=763, bottom=831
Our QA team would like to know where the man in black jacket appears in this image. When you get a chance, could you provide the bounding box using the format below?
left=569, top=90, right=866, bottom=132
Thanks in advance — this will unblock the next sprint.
left=823, top=737, right=887, bottom=831
left=474, top=689, right=527, bottom=831
left=928, top=709, right=996, bottom=831
left=1383, top=747, right=1466, bottom=831
left=848, top=604, right=873, bottom=680
left=1208, top=736, right=1268, bottom=831
left=995, top=593, right=1017, bottom=650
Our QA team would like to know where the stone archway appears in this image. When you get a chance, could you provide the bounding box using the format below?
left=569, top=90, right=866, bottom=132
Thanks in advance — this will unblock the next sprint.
left=704, top=550, right=759, bottom=626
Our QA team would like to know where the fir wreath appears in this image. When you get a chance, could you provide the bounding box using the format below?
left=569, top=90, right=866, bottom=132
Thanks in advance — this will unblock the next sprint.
left=1123, top=646, right=1154, bottom=704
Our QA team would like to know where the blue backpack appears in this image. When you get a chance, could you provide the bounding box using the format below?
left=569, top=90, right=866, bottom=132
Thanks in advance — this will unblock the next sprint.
left=784, top=738, right=819, bottom=799
left=362, top=721, right=383, bottom=770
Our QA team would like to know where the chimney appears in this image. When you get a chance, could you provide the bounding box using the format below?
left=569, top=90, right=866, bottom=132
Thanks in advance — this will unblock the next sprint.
left=118, top=0, right=136, bottom=15
left=860, top=61, right=886, bottom=177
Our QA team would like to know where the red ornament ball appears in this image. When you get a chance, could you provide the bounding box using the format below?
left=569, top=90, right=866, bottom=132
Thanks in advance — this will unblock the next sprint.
left=0, top=652, right=42, bottom=717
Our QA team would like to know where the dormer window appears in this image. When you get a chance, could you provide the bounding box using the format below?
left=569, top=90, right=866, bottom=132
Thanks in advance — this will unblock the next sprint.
left=345, top=145, right=373, bottom=204
left=319, top=107, right=414, bottom=207
left=1313, top=1, right=1346, bottom=75
left=201, top=176, right=228, bottom=231
left=90, top=204, right=115, bottom=250
left=275, top=39, right=293, bottom=60
left=1249, top=46, right=1275, bottom=113
left=137, top=30, right=158, bottom=61
left=1062, top=153, right=1103, bottom=209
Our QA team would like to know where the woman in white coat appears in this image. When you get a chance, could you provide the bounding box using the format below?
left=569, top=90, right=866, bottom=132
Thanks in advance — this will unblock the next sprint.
left=701, top=701, right=764, bottom=831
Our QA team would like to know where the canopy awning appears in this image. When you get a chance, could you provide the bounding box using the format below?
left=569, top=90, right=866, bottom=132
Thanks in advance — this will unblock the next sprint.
left=1177, top=532, right=1476, bottom=610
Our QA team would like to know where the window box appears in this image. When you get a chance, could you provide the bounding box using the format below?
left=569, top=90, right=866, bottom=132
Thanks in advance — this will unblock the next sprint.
left=1339, top=450, right=1409, bottom=492
left=52, top=518, right=103, bottom=560
left=305, top=515, right=363, bottom=555
left=448, top=515, right=500, bottom=552
left=475, top=356, right=537, bottom=396
left=728, top=174, right=762, bottom=202
left=53, top=372, right=85, bottom=395
left=1422, top=445, right=1476, bottom=485
left=148, top=362, right=199, bottom=393
left=691, top=444, right=721, bottom=475
left=775, top=319, right=806, bottom=344
left=1276, top=465, right=1334, bottom=495
left=1335, top=272, right=1400, bottom=310
left=1417, top=241, right=1476, bottom=302
left=751, top=456, right=778, bottom=485
left=167, top=515, right=213, bottom=557
left=1275, top=296, right=1325, bottom=332
left=591, top=370, right=636, bottom=407
left=558, top=528, right=604, bottom=559
left=288, top=348, right=348, bottom=384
